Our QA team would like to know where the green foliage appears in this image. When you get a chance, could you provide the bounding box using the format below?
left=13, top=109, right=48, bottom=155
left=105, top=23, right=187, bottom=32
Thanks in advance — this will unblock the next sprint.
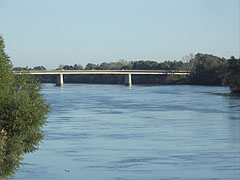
left=73, top=64, right=83, bottom=70
left=84, top=60, right=187, bottom=71
left=85, top=63, right=98, bottom=70
left=13, top=67, right=28, bottom=71
left=188, top=53, right=228, bottom=85
left=32, top=66, right=46, bottom=71
left=0, top=36, right=50, bottom=179
left=13, top=66, right=46, bottom=71
left=222, top=56, right=240, bottom=92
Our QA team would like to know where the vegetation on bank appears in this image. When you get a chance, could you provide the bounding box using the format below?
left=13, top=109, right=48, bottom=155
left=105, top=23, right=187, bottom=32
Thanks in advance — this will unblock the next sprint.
left=221, top=56, right=240, bottom=92
left=0, top=36, right=50, bottom=179
left=14, top=54, right=240, bottom=92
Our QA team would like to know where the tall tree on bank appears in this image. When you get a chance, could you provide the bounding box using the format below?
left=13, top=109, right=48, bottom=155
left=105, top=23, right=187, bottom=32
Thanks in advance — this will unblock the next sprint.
left=222, top=56, right=240, bottom=92
left=0, top=36, right=50, bottom=179
left=188, top=53, right=227, bottom=85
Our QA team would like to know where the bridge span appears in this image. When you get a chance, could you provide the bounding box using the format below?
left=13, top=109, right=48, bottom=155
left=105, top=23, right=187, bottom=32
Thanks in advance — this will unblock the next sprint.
left=14, top=70, right=190, bottom=87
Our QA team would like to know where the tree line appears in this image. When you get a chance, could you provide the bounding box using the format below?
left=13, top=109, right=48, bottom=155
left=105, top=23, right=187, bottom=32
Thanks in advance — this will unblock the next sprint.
left=13, top=54, right=240, bottom=92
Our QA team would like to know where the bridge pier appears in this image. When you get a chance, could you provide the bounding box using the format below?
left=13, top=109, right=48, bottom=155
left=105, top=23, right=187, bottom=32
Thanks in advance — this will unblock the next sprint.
left=124, top=74, right=132, bottom=86
left=56, top=74, right=64, bottom=87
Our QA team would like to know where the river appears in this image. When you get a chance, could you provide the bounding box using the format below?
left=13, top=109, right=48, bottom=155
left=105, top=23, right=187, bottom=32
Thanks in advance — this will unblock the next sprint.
left=11, top=84, right=240, bottom=180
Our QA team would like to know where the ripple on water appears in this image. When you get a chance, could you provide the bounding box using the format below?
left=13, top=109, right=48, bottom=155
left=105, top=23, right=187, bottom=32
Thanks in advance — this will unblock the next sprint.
left=11, top=84, right=240, bottom=180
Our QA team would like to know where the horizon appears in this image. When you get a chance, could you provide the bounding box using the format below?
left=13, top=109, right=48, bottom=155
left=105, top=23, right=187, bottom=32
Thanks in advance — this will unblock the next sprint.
left=0, top=0, right=239, bottom=69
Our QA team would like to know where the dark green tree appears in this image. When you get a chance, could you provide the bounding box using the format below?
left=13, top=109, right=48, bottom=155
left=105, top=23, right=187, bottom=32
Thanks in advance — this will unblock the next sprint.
left=63, top=65, right=74, bottom=70
left=0, top=35, right=50, bottom=179
left=32, top=66, right=46, bottom=71
left=222, top=56, right=240, bottom=92
left=188, top=53, right=227, bottom=85
left=73, top=64, right=83, bottom=70
left=85, top=63, right=98, bottom=70
left=13, top=67, right=28, bottom=71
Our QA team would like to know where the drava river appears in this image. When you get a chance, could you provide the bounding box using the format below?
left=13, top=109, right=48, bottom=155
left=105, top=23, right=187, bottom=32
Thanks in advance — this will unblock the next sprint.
left=11, top=84, right=240, bottom=180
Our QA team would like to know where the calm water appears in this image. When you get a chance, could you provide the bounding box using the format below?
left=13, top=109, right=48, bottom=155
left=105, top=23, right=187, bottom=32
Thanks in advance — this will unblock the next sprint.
left=11, top=84, right=240, bottom=180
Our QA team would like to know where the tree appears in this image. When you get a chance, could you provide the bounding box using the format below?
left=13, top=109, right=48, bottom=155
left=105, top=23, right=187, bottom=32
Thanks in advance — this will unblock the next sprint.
left=33, top=66, right=46, bottom=71
left=0, top=35, right=50, bottom=179
left=13, top=67, right=28, bottom=71
left=73, top=64, right=83, bottom=70
left=85, top=63, right=98, bottom=70
left=182, top=53, right=194, bottom=71
left=188, top=53, right=228, bottom=85
left=222, top=57, right=240, bottom=92
left=63, top=65, right=74, bottom=70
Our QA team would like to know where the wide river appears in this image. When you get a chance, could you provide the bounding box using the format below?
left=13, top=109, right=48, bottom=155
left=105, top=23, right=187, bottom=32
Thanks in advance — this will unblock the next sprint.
left=11, top=84, right=239, bottom=180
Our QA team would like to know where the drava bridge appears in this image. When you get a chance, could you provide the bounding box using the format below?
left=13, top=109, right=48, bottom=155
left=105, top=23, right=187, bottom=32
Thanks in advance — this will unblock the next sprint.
left=14, top=70, right=190, bottom=87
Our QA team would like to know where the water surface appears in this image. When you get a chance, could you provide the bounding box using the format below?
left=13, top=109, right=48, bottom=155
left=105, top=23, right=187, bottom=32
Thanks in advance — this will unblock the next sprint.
left=11, top=84, right=240, bottom=180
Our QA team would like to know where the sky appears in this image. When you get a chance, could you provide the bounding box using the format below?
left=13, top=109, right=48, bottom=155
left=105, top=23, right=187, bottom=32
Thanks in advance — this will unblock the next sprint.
left=0, top=0, right=239, bottom=69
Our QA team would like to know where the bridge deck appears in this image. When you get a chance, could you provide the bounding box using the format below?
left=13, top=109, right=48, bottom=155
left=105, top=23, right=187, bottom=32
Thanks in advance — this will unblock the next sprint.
left=14, top=70, right=190, bottom=75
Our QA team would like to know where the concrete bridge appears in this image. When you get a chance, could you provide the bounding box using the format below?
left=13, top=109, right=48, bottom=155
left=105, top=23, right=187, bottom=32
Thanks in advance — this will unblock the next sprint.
left=14, top=70, right=190, bottom=87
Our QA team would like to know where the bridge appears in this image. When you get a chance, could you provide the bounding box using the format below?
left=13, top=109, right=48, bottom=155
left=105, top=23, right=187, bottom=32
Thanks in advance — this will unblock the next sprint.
left=14, top=70, right=190, bottom=87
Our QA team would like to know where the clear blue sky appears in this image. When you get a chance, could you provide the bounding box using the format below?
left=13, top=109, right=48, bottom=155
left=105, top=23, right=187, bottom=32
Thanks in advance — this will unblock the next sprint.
left=0, top=0, right=239, bottom=69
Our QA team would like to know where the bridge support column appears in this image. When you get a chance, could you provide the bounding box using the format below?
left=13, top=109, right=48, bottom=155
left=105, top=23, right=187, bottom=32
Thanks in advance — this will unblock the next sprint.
left=124, top=74, right=132, bottom=86
left=56, top=74, right=64, bottom=87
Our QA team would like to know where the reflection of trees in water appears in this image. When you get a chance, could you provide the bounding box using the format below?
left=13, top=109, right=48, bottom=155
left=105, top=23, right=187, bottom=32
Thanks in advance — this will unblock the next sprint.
left=0, top=36, right=50, bottom=179
left=225, top=94, right=240, bottom=143
left=204, top=91, right=240, bottom=149
left=217, top=92, right=240, bottom=150
left=213, top=92, right=240, bottom=118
